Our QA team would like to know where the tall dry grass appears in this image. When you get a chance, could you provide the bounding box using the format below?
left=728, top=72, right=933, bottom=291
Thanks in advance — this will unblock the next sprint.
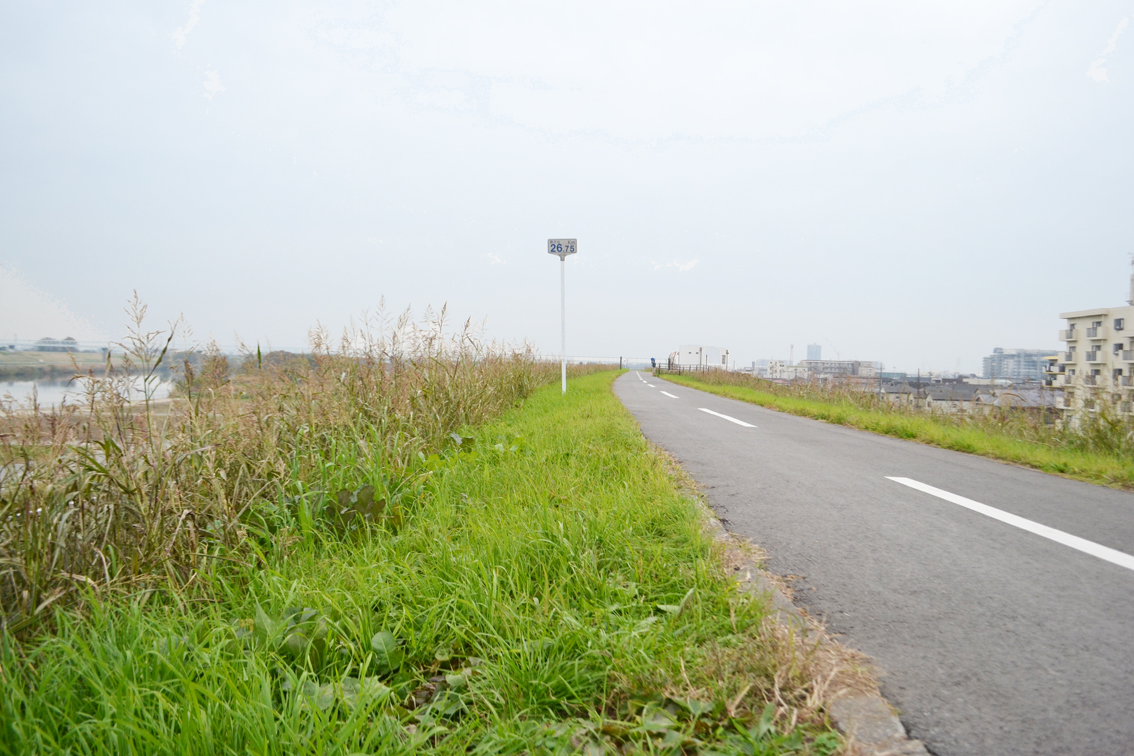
left=0, top=296, right=587, bottom=633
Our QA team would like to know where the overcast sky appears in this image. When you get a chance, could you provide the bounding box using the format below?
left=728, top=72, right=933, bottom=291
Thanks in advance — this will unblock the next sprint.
left=2, top=1, right=1132, bottom=372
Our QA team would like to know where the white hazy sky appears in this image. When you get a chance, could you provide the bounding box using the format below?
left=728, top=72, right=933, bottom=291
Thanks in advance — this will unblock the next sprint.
left=2, top=1, right=1132, bottom=373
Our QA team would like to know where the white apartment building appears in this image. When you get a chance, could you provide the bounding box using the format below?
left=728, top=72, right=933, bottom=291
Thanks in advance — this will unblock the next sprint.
left=768, top=360, right=809, bottom=380
left=798, top=359, right=877, bottom=378
left=1055, top=288, right=1134, bottom=422
left=670, top=345, right=730, bottom=369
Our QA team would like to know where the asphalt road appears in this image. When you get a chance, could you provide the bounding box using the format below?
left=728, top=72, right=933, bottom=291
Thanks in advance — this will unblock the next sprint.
left=614, top=372, right=1134, bottom=756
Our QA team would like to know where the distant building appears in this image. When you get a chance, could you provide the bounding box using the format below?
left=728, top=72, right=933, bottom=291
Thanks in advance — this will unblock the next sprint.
left=806, top=344, right=821, bottom=361
left=35, top=337, right=79, bottom=353
left=990, top=388, right=1060, bottom=414
left=798, top=359, right=876, bottom=378
left=982, top=348, right=1054, bottom=381
left=881, top=382, right=919, bottom=407
left=670, top=345, right=730, bottom=369
left=1054, top=267, right=1134, bottom=424
left=923, top=384, right=991, bottom=414
left=768, top=360, right=809, bottom=380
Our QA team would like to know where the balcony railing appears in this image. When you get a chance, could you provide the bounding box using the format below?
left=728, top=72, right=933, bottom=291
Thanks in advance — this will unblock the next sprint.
left=1063, top=351, right=1075, bottom=361
left=1122, top=376, right=1133, bottom=387
left=1087, top=326, right=1106, bottom=339
left=1060, top=329, right=1077, bottom=341
left=1085, top=376, right=1097, bottom=386
left=1123, top=351, right=1134, bottom=361
left=1087, top=352, right=1105, bottom=363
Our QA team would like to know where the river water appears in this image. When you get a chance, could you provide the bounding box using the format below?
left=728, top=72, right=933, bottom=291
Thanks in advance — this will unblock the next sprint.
left=0, top=379, right=174, bottom=410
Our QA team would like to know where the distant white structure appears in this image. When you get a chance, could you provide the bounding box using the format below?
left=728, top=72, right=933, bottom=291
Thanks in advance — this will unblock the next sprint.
left=799, top=359, right=876, bottom=378
left=1054, top=266, right=1134, bottom=423
left=982, top=348, right=1052, bottom=381
left=746, top=359, right=770, bottom=377
left=768, top=360, right=809, bottom=380
left=807, top=344, right=822, bottom=361
left=35, top=336, right=79, bottom=353
left=671, top=345, right=730, bottom=369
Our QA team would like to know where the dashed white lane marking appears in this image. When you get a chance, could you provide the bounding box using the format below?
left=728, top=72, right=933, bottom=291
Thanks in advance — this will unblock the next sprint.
left=697, top=408, right=756, bottom=427
left=646, top=384, right=656, bottom=388
left=660, top=391, right=678, bottom=399
left=887, top=477, right=1134, bottom=573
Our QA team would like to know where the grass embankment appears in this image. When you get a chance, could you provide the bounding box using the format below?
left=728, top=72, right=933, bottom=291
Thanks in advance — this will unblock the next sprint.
left=661, top=372, right=1134, bottom=489
left=0, top=301, right=553, bottom=629
left=1, top=371, right=840, bottom=755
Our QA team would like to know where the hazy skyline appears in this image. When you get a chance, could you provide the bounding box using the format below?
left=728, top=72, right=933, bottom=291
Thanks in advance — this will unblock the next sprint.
left=2, top=1, right=1132, bottom=373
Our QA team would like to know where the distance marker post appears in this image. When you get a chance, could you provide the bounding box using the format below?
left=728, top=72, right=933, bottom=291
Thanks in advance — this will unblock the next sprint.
left=547, top=239, right=577, bottom=394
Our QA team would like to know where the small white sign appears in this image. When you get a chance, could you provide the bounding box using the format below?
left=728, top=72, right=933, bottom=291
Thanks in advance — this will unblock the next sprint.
left=548, top=239, right=577, bottom=258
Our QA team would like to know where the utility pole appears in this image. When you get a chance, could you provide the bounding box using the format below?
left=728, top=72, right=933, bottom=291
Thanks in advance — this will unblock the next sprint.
left=547, top=239, right=577, bottom=394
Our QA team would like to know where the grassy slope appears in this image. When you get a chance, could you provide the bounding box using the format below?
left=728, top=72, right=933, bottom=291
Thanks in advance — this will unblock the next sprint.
left=1, top=371, right=836, bottom=755
left=662, top=373, right=1134, bottom=489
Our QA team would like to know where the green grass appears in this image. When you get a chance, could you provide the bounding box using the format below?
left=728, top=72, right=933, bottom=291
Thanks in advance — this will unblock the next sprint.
left=0, top=372, right=838, bottom=755
left=661, top=372, right=1134, bottom=489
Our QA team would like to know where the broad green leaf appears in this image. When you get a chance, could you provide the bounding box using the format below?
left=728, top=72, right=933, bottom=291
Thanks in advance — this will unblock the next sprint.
left=640, top=708, right=678, bottom=733
left=750, top=702, right=776, bottom=739
left=340, top=676, right=391, bottom=709
left=283, top=632, right=308, bottom=658
left=371, top=630, right=404, bottom=672
left=634, top=615, right=659, bottom=633
left=282, top=607, right=317, bottom=627
left=674, top=697, right=712, bottom=718
left=254, top=604, right=277, bottom=644
left=301, top=680, right=335, bottom=711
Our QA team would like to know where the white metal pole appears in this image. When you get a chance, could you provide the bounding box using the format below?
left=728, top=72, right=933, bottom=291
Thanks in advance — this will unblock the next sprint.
left=561, top=256, right=567, bottom=394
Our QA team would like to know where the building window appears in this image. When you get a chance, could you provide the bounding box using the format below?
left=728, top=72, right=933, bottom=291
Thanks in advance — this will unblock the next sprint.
left=1116, top=343, right=1124, bottom=355
left=1116, top=318, right=1125, bottom=331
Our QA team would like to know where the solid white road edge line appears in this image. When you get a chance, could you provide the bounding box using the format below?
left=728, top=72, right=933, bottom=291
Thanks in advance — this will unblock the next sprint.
left=887, top=477, right=1134, bottom=573
left=698, top=408, right=756, bottom=428
left=660, top=391, right=679, bottom=399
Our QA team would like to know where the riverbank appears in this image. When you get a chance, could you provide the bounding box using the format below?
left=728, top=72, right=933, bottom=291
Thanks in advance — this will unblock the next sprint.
left=0, top=351, right=116, bottom=381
